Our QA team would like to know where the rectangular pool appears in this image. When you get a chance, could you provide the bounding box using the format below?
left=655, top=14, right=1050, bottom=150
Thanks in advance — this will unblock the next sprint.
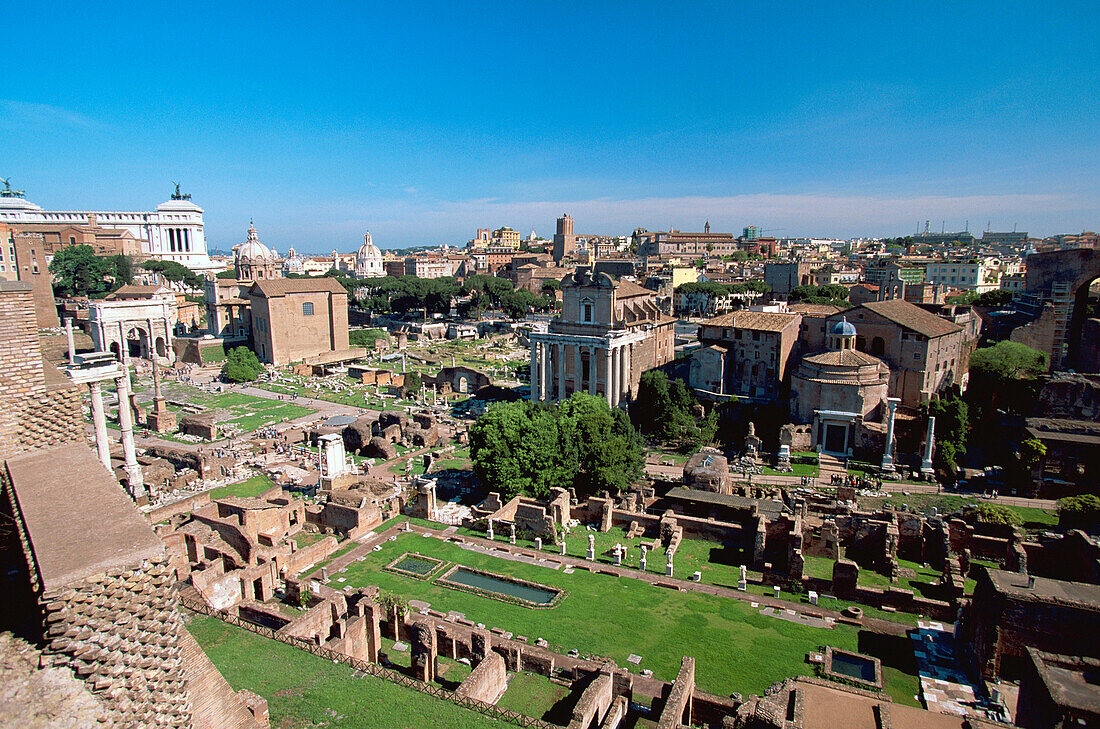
left=443, top=567, right=559, bottom=606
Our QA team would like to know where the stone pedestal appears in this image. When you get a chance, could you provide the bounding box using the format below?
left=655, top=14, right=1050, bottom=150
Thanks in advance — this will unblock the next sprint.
left=560, top=540, right=567, bottom=556
left=586, top=534, right=595, bottom=561
left=666, top=554, right=674, bottom=577
left=612, top=544, right=622, bottom=566
left=535, top=537, right=542, bottom=551
left=509, top=524, right=516, bottom=545
left=486, top=520, right=494, bottom=540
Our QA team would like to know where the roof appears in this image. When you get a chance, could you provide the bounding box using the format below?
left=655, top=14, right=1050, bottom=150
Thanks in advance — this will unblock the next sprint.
left=986, top=568, right=1100, bottom=609
left=665, top=487, right=786, bottom=516
left=250, top=278, right=347, bottom=297
left=853, top=299, right=962, bottom=338
left=106, top=284, right=169, bottom=299
left=614, top=280, right=655, bottom=298
left=802, top=349, right=887, bottom=368
left=5, top=444, right=165, bottom=590
left=701, top=310, right=800, bottom=332
left=788, top=303, right=843, bottom=316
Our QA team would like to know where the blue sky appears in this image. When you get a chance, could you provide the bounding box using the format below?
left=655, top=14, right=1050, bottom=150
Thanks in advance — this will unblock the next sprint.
left=4, top=1, right=1098, bottom=252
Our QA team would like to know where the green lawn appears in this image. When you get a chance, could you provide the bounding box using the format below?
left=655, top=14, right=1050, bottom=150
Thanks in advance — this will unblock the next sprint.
left=496, top=671, right=576, bottom=724
left=209, top=473, right=277, bottom=500
left=187, top=615, right=504, bottom=729
left=860, top=493, right=1058, bottom=531
left=333, top=532, right=920, bottom=700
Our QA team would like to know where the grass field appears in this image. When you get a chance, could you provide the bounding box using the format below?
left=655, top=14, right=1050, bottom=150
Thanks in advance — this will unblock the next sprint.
left=495, top=671, right=576, bottom=724
left=331, top=532, right=919, bottom=703
left=187, top=615, right=503, bottom=729
left=859, top=492, right=1058, bottom=530
left=209, top=473, right=277, bottom=500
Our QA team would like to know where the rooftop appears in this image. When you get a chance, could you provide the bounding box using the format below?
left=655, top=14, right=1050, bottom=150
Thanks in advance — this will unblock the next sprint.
left=701, top=310, right=800, bottom=332
left=851, top=299, right=962, bottom=338
left=986, top=568, right=1100, bottom=609
left=5, top=444, right=164, bottom=590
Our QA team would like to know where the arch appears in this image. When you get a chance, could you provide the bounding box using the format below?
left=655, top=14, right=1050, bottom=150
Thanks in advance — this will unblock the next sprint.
left=109, top=341, right=121, bottom=360
left=456, top=375, right=469, bottom=394
left=871, top=336, right=885, bottom=356
left=156, top=337, right=167, bottom=358
left=855, top=335, right=867, bottom=352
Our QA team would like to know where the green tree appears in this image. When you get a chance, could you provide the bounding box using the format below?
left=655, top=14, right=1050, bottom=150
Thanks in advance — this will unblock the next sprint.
left=928, top=396, right=969, bottom=474
left=142, top=260, right=204, bottom=289
left=402, top=371, right=422, bottom=396
left=221, top=346, right=264, bottom=382
left=50, top=245, right=112, bottom=297
left=970, top=341, right=1047, bottom=382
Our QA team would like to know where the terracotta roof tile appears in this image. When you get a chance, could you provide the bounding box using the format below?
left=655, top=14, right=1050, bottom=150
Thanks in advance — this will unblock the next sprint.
left=701, top=310, right=800, bottom=332
left=249, top=278, right=347, bottom=297
left=854, top=299, right=962, bottom=338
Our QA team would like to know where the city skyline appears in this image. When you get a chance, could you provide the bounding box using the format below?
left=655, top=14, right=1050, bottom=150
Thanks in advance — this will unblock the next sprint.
left=4, top=1, right=1097, bottom=252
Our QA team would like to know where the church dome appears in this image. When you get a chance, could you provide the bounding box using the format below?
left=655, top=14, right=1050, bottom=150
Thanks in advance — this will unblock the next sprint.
left=235, top=221, right=274, bottom=260
left=357, top=232, right=382, bottom=261
left=831, top=317, right=858, bottom=337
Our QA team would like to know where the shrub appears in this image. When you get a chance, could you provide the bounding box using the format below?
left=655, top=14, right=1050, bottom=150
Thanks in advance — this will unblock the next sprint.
left=1058, top=494, right=1100, bottom=531
left=959, top=504, right=1021, bottom=526
left=221, top=346, right=264, bottom=382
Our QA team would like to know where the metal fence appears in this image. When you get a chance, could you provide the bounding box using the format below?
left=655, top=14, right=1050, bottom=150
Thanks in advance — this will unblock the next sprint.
left=180, top=595, right=554, bottom=729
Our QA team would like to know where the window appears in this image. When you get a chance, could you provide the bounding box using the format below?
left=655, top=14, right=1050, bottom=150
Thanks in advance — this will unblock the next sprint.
left=914, top=351, right=922, bottom=361
left=302, top=302, right=314, bottom=316
left=69, top=236, right=76, bottom=244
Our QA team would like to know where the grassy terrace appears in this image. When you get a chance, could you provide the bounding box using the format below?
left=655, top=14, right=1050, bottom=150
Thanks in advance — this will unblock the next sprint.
left=331, top=531, right=920, bottom=704
left=447, top=522, right=921, bottom=625
left=119, top=378, right=316, bottom=438
left=859, top=492, right=1059, bottom=531
left=209, top=473, right=277, bottom=500
left=187, top=615, right=503, bottom=729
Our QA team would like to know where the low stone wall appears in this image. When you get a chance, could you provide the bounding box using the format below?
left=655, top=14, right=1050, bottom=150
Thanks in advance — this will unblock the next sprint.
left=147, top=492, right=213, bottom=523
left=566, top=671, right=614, bottom=729
left=286, top=535, right=340, bottom=576
left=455, top=651, right=507, bottom=703
left=656, top=657, right=695, bottom=729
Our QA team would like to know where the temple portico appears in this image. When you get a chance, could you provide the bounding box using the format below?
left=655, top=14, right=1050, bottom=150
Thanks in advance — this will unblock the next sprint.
left=528, top=267, right=676, bottom=408
left=529, top=330, right=646, bottom=408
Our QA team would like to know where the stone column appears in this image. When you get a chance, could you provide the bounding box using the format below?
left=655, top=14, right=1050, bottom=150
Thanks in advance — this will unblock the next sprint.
left=89, top=382, right=112, bottom=471
left=622, top=344, right=632, bottom=401
left=881, top=397, right=900, bottom=472
left=529, top=337, right=539, bottom=401
left=573, top=343, right=582, bottom=397
left=540, top=343, right=549, bottom=401
left=605, top=346, right=614, bottom=407
left=588, top=345, right=597, bottom=395
left=65, top=318, right=76, bottom=365
left=147, top=317, right=155, bottom=359
left=119, top=322, right=128, bottom=364
left=115, top=374, right=145, bottom=499
left=556, top=342, right=566, bottom=401
left=921, top=416, right=936, bottom=475
left=617, top=344, right=628, bottom=406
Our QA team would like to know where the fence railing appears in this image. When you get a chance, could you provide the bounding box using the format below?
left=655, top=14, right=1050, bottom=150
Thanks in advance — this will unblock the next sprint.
left=180, top=595, right=554, bottom=729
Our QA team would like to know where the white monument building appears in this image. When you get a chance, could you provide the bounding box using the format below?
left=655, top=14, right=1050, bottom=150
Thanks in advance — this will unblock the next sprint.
left=0, top=184, right=217, bottom=272
left=355, top=232, right=385, bottom=278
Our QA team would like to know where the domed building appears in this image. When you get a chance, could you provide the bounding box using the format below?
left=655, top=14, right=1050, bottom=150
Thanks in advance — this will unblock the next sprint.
left=355, top=232, right=385, bottom=278
left=282, top=246, right=305, bottom=275
left=790, top=317, right=890, bottom=456
left=233, top=221, right=282, bottom=281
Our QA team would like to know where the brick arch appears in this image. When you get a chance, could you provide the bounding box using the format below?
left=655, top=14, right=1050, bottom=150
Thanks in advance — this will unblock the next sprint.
left=1025, top=249, right=1100, bottom=369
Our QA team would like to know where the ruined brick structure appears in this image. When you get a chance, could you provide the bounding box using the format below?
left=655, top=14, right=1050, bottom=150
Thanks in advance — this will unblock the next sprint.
left=0, top=282, right=263, bottom=728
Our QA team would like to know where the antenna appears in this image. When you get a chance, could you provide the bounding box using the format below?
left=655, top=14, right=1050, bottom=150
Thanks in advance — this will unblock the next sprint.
left=941, top=221, right=945, bottom=234
left=965, top=220, right=969, bottom=233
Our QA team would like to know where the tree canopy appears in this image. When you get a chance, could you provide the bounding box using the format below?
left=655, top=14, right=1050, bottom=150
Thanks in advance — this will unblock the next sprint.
left=49, top=246, right=135, bottom=297
left=788, top=284, right=850, bottom=306
left=141, top=259, right=205, bottom=289
left=969, top=341, right=1047, bottom=382
left=470, top=394, right=644, bottom=500
left=221, top=346, right=264, bottom=382
left=630, top=370, right=716, bottom=452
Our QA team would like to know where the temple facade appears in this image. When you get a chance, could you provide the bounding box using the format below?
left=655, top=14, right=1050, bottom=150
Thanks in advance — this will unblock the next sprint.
left=529, top=267, right=675, bottom=407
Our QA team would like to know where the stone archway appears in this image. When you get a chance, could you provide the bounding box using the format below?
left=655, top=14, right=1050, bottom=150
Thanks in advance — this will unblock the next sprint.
left=1022, top=249, right=1100, bottom=370
left=109, top=341, right=121, bottom=361
left=156, top=336, right=167, bottom=358
left=456, top=375, right=469, bottom=394
left=126, top=327, right=149, bottom=359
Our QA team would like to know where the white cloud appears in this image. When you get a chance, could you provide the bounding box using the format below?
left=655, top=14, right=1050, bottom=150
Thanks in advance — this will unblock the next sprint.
left=0, top=100, right=100, bottom=130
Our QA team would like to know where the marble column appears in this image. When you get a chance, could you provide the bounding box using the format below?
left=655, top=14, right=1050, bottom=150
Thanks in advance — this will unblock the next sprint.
left=540, top=343, right=549, bottom=401
left=622, top=344, right=632, bottom=401
left=605, top=347, right=614, bottom=407
left=921, top=416, right=936, bottom=474
left=618, top=344, right=628, bottom=405
left=89, top=382, right=112, bottom=471
left=65, top=318, right=76, bottom=365
left=147, top=317, right=155, bottom=358
left=119, top=322, right=128, bottom=364
left=530, top=338, right=539, bottom=401
left=556, top=342, right=566, bottom=400
left=881, top=397, right=900, bottom=472
left=573, top=343, right=582, bottom=397
left=588, top=345, right=597, bottom=395
left=115, top=374, right=145, bottom=499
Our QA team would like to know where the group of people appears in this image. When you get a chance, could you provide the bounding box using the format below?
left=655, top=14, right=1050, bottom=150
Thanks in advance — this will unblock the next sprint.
left=829, top=473, right=883, bottom=490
